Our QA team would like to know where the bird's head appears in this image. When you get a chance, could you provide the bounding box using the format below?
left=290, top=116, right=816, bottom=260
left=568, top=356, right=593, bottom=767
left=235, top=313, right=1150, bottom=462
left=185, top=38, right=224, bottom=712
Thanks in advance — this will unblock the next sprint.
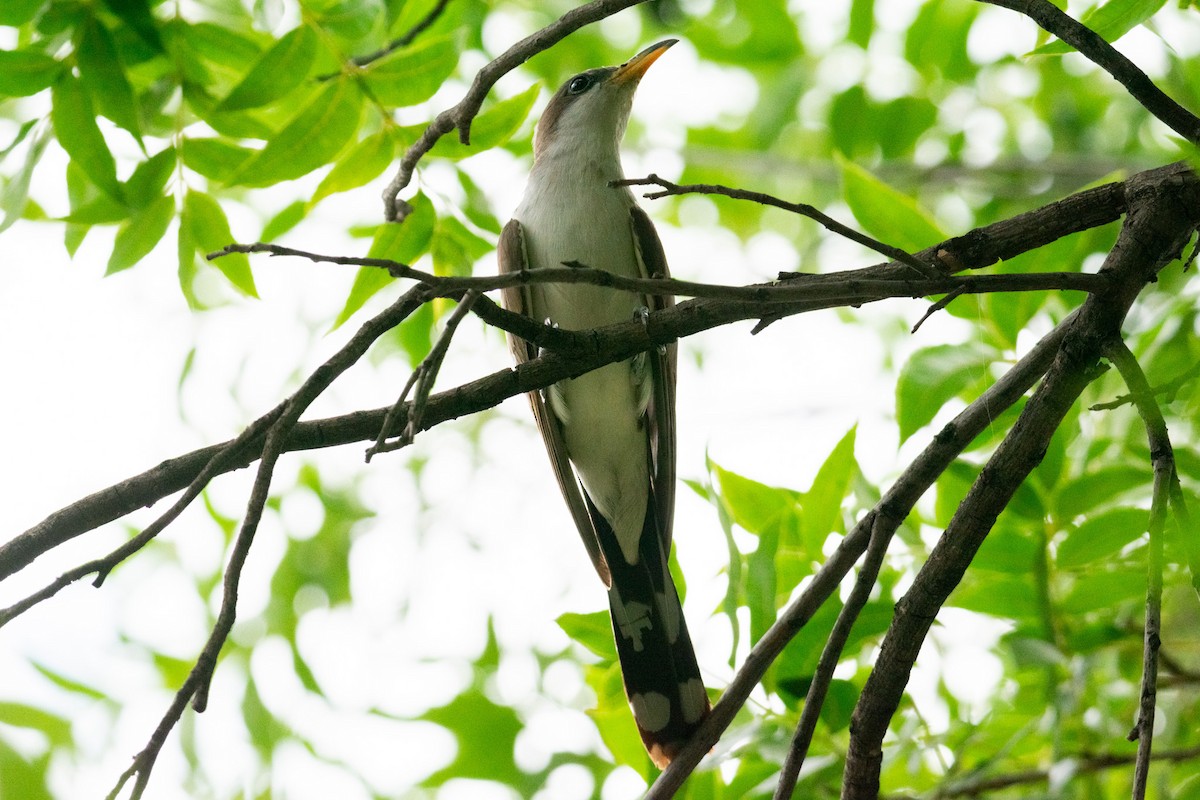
left=533, top=39, right=677, bottom=165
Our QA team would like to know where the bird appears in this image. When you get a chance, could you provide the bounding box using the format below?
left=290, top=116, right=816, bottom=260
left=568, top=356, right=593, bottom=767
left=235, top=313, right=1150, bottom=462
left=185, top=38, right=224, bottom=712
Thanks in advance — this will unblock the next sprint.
left=497, top=39, right=710, bottom=768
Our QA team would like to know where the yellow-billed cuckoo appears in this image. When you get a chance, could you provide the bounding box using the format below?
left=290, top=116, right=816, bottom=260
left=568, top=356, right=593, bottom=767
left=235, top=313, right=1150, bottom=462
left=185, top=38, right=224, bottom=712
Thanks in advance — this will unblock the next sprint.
left=498, top=40, right=709, bottom=766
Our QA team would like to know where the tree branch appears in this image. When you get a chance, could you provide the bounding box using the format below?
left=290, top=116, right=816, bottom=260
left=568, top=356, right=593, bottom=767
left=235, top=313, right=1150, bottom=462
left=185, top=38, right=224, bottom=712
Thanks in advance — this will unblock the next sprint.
left=976, top=0, right=1200, bottom=144
left=645, top=306, right=1080, bottom=800
left=929, top=745, right=1200, bottom=798
left=841, top=162, right=1200, bottom=800
left=107, top=284, right=434, bottom=798
left=210, top=242, right=1106, bottom=306
left=4, top=162, right=1188, bottom=586
left=347, top=0, right=451, bottom=71
left=614, top=173, right=941, bottom=278
left=367, top=289, right=481, bottom=457
left=380, top=0, right=652, bottom=221
left=773, top=513, right=892, bottom=800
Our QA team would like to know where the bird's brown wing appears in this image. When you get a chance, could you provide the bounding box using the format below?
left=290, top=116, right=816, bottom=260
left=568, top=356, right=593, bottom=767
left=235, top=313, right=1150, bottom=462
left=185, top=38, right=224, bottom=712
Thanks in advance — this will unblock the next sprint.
left=498, top=219, right=612, bottom=587
left=630, top=206, right=677, bottom=553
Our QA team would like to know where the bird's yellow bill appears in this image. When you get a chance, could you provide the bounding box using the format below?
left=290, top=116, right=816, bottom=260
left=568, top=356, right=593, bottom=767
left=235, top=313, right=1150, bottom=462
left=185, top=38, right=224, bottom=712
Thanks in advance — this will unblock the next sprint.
left=612, top=39, right=678, bottom=85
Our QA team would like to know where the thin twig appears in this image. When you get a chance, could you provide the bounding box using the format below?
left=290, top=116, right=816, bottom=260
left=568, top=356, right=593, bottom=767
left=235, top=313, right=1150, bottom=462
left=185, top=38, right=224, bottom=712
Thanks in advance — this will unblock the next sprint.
left=210, top=241, right=1106, bottom=306
left=1091, top=359, right=1200, bottom=410
left=367, top=289, right=481, bottom=458
left=349, top=0, right=451, bottom=71
left=0, top=405, right=284, bottom=628
left=976, top=0, right=1200, bottom=144
left=911, top=285, right=968, bottom=333
left=931, top=745, right=1200, bottom=798
left=1103, top=340, right=1171, bottom=800
left=773, top=512, right=892, bottom=800
left=106, top=285, right=432, bottom=799
left=380, top=0, right=651, bottom=221
left=615, top=174, right=942, bottom=278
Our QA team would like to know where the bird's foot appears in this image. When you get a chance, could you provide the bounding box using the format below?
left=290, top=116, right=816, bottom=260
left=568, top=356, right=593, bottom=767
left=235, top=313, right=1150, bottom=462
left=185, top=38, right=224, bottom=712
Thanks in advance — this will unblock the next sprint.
left=633, top=307, right=667, bottom=355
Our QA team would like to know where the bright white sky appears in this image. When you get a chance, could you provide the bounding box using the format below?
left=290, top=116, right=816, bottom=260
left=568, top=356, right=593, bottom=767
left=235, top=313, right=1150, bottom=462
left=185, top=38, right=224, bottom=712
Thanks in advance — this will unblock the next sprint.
left=2, top=2, right=1195, bottom=797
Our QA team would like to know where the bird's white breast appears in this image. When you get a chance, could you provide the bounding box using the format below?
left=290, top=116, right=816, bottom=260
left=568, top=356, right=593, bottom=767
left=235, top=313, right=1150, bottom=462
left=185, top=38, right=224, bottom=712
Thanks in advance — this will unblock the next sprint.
left=514, top=152, right=651, bottom=561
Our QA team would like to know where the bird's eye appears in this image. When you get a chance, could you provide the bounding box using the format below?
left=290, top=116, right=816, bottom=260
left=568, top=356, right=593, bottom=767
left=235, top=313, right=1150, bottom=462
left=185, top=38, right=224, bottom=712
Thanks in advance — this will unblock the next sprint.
left=567, top=75, right=591, bottom=94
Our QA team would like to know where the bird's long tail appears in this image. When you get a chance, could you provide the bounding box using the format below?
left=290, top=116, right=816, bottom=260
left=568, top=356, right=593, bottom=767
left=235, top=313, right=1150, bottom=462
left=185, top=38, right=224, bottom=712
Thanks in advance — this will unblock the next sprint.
left=588, top=495, right=710, bottom=767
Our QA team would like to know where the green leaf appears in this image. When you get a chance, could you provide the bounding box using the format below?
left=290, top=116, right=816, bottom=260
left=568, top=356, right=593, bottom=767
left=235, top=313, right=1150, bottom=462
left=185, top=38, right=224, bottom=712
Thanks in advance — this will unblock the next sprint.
left=0, top=702, right=71, bottom=745
left=585, top=661, right=649, bottom=774
left=182, top=190, right=257, bottom=296
left=1060, top=569, right=1144, bottom=614
left=0, top=123, right=50, bottom=233
left=0, top=0, right=46, bottom=25
left=217, top=25, right=319, bottom=111
left=181, top=137, right=255, bottom=182
left=0, top=119, right=38, bottom=159
left=776, top=600, right=893, bottom=690
left=0, top=49, right=62, bottom=97
left=108, top=195, right=174, bottom=274
left=711, top=462, right=804, bottom=641
left=261, top=200, right=308, bottom=241
left=64, top=160, right=93, bottom=255
left=393, top=301, right=435, bottom=366
left=177, top=209, right=200, bottom=307
left=31, top=661, right=106, bottom=700
left=973, top=523, right=1039, bottom=573
left=431, top=215, right=491, bottom=277
left=904, top=0, right=978, bottom=82
left=935, top=459, right=975, bottom=528
left=51, top=74, right=123, bottom=201
left=802, top=427, right=857, bottom=553
left=422, top=690, right=525, bottom=787
left=333, top=193, right=435, bottom=327
left=1055, top=464, right=1151, bottom=518
left=362, top=34, right=459, bottom=108
left=848, top=0, right=875, bottom=47
left=227, top=79, right=363, bottom=187
left=312, top=130, right=396, bottom=203
left=896, top=344, right=994, bottom=443
left=1030, top=0, right=1167, bottom=55
left=821, top=679, right=859, bottom=732
left=838, top=155, right=945, bottom=253
left=100, top=0, right=164, bottom=51
left=1056, top=507, right=1148, bottom=569
left=123, top=148, right=177, bottom=209
left=557, top=610, right=616, bottom=660
left=76, top=15, right=143, bottom=142
left=429, top=84, right=539, bottom=159
left=949, top=573, right=1042, bottom=620
left=305, top=0, right=378, bottom=42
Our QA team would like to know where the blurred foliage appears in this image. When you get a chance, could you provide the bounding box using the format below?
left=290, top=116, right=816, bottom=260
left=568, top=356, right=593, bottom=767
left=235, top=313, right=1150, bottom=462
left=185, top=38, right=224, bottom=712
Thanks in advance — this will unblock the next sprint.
left=2, top=0, right=1200, bottom=798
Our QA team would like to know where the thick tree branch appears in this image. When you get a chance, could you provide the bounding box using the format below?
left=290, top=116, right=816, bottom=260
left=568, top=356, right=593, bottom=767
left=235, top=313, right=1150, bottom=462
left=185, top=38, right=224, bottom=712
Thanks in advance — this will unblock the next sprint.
left=3, top=163, right=1189, bottom=586
left=841, top=162, right=1200, bottom=800
left=380, top=0, right=651, bottom=221
left=107, top=284, right=434, bottom=799
left=976, top=0, right=1200, bottom=144
left=645, top=306, right=1080, bottom=800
